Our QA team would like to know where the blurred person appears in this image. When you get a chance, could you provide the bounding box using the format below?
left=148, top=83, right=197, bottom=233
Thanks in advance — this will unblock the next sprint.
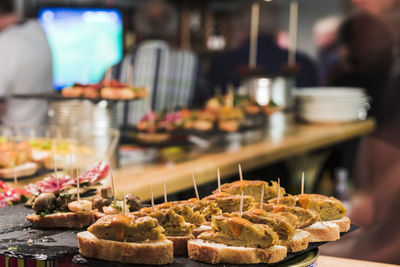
left=107, top=0, right=210, bottom=125
left=0, top=0, right=53, bottom=126
left=352, top=0, right=400, bottom=16
left=327, top=13, right=396, bottom=124
left=210, top=1, right=318, bottom=92
left=321, top=7, right=400, bottom=264
left=313, top=16, right=342, bottom=85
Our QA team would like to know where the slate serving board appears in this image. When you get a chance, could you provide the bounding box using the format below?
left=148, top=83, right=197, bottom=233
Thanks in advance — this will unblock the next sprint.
left=0, top=204, right=79, bottom=261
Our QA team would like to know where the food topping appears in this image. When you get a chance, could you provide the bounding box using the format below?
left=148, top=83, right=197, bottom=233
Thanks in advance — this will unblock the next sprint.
left=199, top=215, right=279, bottom=248
left=88, top=214, right=165, bottom=242
left=126, top=194, right=142, bottom=212
left=68, top=200, right=92, bottom=212
left=32, top=193, right=56, bottom=214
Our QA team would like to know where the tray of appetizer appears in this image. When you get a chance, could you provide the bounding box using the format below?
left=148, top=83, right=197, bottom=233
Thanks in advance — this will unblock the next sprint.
left=0, top=163, right=356, bottom=266
left=12, top=80, right=148, bottom=102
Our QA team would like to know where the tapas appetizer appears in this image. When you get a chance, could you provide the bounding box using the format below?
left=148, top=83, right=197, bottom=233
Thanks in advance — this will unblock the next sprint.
left=25, top=162, right=109, bottom=228
left=61, top=80, right=148, bottom=100
left=0, top=180, right=29, bottom=208
left=0, top=141, right=39, bottom=179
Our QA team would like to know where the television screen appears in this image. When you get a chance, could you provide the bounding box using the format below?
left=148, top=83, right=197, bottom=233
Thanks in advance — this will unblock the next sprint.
left=38, top=7, right=123, bottom=89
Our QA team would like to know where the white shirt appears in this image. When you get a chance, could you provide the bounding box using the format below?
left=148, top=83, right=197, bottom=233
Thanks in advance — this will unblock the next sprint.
left=0, top=20, right=53, bottom=126
left=112, top=40, right=198, bottom=125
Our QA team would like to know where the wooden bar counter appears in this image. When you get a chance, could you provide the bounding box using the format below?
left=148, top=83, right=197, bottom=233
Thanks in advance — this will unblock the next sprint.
left=113, top=119, right=375, bottom=200
left=319, top=255, right=399, bottom=267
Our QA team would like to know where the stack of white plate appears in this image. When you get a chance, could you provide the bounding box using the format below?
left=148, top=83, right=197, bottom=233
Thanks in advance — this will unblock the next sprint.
left=295, top=87, right=370, bottom=123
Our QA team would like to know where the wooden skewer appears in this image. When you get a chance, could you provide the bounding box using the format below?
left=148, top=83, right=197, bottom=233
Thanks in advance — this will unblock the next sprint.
left=76, top=169, right=80, bottom=202
left=239, top=191, right=244, bottom=217
left=277, top=178, right=281, bottom=205
left=301, top=172, right=304, bottom=195
left=288, top=0, right=299, bottom=66
left=192, top=174, right=199, bottom=200
left=110, top=171, right=116, bottom=204
left=238, top=164, right=243, bottom=182
left=163, top=177, right=168, bottom=203
left=259, top=184, right=265, bottom=209
left=249, top=2, right=260, bottom=68
left=217, top=168, right=221, bottom=193
left=150, top=185, right=155, bottom=212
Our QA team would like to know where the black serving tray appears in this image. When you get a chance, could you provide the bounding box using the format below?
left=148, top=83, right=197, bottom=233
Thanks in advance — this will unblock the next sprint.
left=11, top=93, right=143, bottom=103
left=73, top=225, right=359, bottom=267
left=0, top=204, right=359, bottom=265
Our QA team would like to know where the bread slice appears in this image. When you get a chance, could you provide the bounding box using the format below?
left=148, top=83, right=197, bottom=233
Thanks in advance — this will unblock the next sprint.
left=281, top=229, right=311, bottom=252
left=328, top=216, right=351, bottom=232
left=77, top=231, right=173, bottom=265
left=26, top=211, right=94, bottom=229
left=193, top=225, right=212, bottom=238
left=302, top=221, right=340, bottom=242
left=167, top=234, right=195, bottom=256
left=0, top=162, right=39, bottom=178
left=188, top=239, right=287, bottom=264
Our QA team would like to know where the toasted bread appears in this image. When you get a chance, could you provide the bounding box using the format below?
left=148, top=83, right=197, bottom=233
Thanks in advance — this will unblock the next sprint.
left=0, top=162, right=39, bottom=178
left=281, top=229, right=310, bottom=252
left=193, top=225, right=212, bottom=238
left=329, top=216, right=351, bottom=232
left=26, top=211, right=94, bottom=229
left=188, top=239, right=287, bottom=264
left=302, top=221, right=340, bottom=242
left=77, top=231, right=173, bottom=265
left=167, top=234, right=195, bottom=256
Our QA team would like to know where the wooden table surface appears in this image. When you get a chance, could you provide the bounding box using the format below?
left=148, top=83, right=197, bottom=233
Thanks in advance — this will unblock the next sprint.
left=319, top=255, right=399, bottom=267
left=112, top=119, right=375, bottom=200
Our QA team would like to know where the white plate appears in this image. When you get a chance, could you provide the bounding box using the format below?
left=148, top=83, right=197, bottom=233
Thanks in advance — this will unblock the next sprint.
left=295, top=87, right=366, bottom=98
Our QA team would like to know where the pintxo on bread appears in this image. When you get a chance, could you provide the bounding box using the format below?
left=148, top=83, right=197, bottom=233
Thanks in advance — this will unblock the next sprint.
left=71, top=171, right=351, bottom=264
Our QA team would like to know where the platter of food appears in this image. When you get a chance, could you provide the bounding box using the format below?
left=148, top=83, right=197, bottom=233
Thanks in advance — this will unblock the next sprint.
left=12, top=80, right=148, bottom=102
left=0, top=162, right=357, bottom=266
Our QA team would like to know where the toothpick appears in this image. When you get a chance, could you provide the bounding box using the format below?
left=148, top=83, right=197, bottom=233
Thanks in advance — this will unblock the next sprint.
left=301, top=172, right=304, bottom=195
left=259, top=184, right=265, bottom=209
left=52, top=139, right=59, bottom=187
left=163, top=177, right=168, bottom=203
left=110, top=171, right=116, bottom=204
left=239, top=191, right=244, bottom=217
left=76, top=168, right=80, bottom=202
left=150, top=186, right=155, bottom=212
left=238, top=164, right=243, bottom=182
left=192, top=174, right=199, bottom=200
left=123, top=194, right=127, bottom=216
left=12, top=137, right=17, bottom=185
left=217, top=168, right=221, bottom=193
left=277, top=178, right=281, bottom=205
left=13, top=166, right=17, bottom=185
left=68, top=151, right=74, bottom=179
left=150, top=185, right=155, bottom=212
